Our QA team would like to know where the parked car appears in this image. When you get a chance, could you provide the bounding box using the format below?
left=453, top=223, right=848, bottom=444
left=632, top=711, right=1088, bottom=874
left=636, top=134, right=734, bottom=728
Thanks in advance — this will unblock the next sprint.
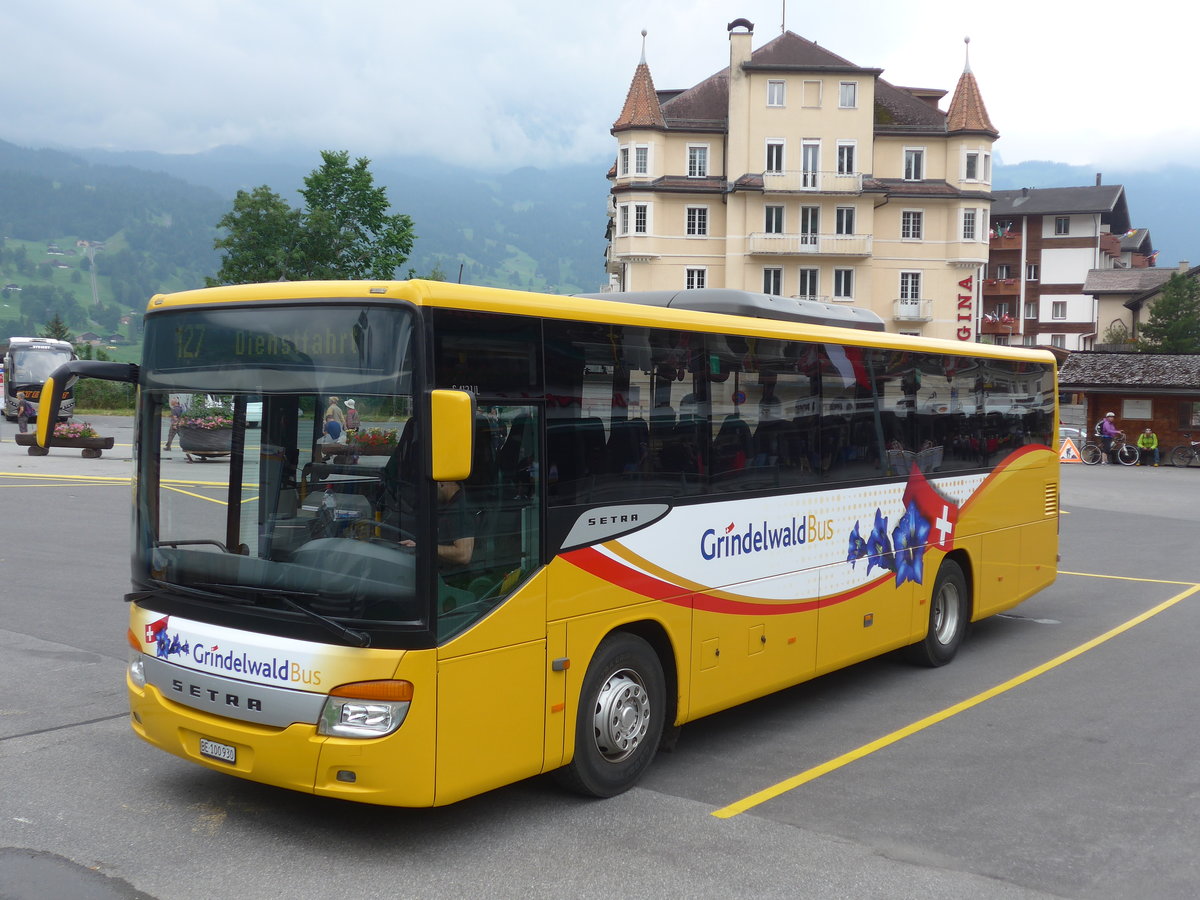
left=1058, top=425, right=1084, bottom=447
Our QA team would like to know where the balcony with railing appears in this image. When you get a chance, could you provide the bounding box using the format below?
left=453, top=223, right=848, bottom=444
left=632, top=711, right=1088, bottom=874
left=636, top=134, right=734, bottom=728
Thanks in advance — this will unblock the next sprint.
left=748, top=232, right=872, bottom=256
left=761, top=170, right=863, bottom=193
left=979, top=313, right=1020, bottom=336
left=893, top=299, right=933, bottom=322
left=982, top=278, right=1020, bottom=295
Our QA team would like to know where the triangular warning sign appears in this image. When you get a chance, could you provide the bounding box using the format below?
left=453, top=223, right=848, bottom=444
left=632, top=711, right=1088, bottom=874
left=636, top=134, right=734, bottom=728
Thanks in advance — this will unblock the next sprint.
left=1059, top=437, right=1083, bottom=464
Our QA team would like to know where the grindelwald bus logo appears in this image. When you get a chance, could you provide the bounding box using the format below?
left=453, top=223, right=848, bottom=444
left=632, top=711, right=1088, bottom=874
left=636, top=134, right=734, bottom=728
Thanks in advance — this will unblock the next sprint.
left=700, top=515, right=833, bottom=561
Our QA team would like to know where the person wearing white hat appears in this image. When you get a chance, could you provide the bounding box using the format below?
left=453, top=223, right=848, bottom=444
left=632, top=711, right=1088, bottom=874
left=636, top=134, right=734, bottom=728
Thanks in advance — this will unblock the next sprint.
left=344, top=398, right=360, bottom=434
left=1098, top=411, right=1123, bottom=464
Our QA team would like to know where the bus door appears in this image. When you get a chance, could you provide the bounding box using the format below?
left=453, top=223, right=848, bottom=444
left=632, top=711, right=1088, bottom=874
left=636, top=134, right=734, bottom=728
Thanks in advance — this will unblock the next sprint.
left=430, top=310, right=549, bottom=803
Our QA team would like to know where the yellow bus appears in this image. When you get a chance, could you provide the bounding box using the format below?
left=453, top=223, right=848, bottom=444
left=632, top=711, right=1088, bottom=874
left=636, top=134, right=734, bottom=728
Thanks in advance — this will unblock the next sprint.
left=38, top=280, right=1059, bottom=806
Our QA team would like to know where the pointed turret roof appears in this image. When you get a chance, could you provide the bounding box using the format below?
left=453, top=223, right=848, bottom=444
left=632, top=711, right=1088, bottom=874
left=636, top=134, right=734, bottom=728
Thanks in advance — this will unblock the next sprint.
left=612, top=49, right=666, bottom=133
left=945, top=40, right=998, bottom=136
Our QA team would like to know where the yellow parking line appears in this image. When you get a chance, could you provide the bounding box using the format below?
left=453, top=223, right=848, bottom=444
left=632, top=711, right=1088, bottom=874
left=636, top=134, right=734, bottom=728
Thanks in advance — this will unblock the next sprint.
left=1058, top=570, right=1198, bottom=586
left=712, top=579, right=1200, bottom=819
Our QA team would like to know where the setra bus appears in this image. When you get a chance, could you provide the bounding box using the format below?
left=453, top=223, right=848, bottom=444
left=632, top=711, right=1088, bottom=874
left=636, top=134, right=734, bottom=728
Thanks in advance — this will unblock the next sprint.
left=3, top=336, right=76, bottom=421
left=36, top=280, right=1059, bottom=806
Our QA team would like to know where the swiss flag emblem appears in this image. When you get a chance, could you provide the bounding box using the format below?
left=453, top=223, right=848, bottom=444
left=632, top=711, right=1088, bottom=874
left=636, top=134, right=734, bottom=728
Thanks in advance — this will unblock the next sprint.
left=145, top=616, right=169, bottom=644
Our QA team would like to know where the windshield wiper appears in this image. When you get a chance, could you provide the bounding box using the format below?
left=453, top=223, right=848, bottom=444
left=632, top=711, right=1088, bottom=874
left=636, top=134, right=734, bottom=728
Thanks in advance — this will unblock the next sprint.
left=132, top=579, right=256, bottom=606
left=193, top=582, right=372, bottom=649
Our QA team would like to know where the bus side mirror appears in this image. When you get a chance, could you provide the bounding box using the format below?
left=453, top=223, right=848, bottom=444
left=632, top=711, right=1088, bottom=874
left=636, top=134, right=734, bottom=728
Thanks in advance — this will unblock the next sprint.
left=429, top=389, right=475, bottom=482
left=35, top=361, right=139, bottom=448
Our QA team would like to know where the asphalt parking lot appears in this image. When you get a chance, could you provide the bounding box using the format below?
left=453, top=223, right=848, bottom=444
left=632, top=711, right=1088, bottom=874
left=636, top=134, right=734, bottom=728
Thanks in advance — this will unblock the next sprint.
left=2, top=422, right=1199, bottom=899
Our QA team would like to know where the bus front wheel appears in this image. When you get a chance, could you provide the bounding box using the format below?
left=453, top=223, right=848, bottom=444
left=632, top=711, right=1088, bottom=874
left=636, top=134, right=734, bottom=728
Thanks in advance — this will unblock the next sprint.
left=904, top=559, right=969, bottom=667
left=556, top=632, right=666, bottom=798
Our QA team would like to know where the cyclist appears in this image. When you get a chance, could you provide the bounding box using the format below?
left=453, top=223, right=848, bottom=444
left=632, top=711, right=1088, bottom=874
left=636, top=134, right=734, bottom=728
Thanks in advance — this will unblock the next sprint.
left=1136, top=426, right=1160, bottom=466
left=1098, top=412, right=1123, bottom=464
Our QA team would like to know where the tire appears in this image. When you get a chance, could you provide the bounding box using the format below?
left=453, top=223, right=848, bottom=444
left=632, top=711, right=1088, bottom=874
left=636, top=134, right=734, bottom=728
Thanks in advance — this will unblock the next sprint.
left=1116, top=443, right=1139, bottom=466
left=1080, top=443, right=1102, bottom=465
left=555, top=633, right=666, bottom=798
left=904, top=559, right=969, bottom=667
left=1171, top=446, right=1196, bottom=468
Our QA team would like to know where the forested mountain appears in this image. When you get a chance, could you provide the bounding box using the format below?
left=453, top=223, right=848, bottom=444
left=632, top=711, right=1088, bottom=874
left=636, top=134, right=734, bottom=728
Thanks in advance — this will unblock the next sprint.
left=1, top=137, right=1194, bottom=345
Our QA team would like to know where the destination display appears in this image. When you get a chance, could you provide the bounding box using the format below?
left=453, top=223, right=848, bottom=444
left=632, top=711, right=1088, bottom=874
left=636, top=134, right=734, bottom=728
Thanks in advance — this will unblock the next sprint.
left=144, top=303, right=412, bottom=375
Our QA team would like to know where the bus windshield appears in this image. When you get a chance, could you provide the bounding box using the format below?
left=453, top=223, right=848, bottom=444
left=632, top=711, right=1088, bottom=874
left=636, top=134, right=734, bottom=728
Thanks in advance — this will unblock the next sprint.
left=12, top=345, right=73, bottom=383
left=135, top=303, right=431, bottom=643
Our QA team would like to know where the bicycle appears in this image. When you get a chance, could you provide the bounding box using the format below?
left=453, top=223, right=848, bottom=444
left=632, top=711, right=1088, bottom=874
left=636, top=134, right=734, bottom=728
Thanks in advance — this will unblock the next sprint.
left=1170, top=432, right=1200, bottom=467
left=1081, top=433, right=1139, bottom=466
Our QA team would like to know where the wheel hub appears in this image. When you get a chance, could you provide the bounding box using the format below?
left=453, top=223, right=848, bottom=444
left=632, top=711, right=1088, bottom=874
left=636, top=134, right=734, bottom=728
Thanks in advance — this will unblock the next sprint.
left=592, top=668, right=651, bottom=762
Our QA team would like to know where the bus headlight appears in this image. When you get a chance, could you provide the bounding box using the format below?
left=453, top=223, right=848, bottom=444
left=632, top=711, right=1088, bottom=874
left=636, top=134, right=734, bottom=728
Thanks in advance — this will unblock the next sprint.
left=318, top=681, right=413, bottom=738
left=128, top=652, right=146, bottom=689
left=126, top=629, right=146, bottom=689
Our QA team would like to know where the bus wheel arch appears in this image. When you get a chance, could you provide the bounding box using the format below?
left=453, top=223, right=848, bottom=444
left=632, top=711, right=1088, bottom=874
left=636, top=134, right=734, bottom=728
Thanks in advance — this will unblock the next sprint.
left=555, top=627, right=671, bottom=798
left=904, top=553, right=971, bottom=668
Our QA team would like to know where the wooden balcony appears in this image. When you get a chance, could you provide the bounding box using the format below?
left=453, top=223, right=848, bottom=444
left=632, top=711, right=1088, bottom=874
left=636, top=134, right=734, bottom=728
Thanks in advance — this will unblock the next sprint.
left=747, top=232, right=872, bottom=256
left=982, top=278, right=1020, bottom=295
left=761, top=170, right=863, bottom=193
left=989, top=233, right=1022, bottom=250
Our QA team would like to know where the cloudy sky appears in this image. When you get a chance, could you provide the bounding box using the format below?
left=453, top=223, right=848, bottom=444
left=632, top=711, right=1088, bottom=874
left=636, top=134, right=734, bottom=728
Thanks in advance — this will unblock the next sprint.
left=3, top=0, right=1192, bottom=172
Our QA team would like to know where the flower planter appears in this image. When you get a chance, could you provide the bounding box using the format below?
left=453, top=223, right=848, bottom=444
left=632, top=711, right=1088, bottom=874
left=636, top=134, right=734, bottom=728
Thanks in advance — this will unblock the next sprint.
left=15, top=432, right=115, bottom=458
left=178, top=425, right=233, bottom=462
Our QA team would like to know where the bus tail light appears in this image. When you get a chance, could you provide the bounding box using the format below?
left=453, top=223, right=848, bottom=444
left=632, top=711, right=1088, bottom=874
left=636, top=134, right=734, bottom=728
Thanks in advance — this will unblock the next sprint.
left=319, top=681, right=414, bottom=739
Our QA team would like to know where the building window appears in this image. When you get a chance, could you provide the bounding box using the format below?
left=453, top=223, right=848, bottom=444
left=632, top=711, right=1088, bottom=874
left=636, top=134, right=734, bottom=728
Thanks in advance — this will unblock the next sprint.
left=962, top=209, right=977, bottom=241
left=686, top=268, right=706, bottom=290
left=801, top=140, right=820, bottom=188
left=801, top=80, right=821, bottom=107
left=619, top=204, right=629, bottom=236
left=839, top=81, right=858, bottom=108
left=797, top=268, right=819, bottom=299
left=835, top=207, right=855, bottom=236
left=901, top=210, right=923, bottom=240
left=619, top=147, right=629, bottom=177
left=686, top=206, right=708, bottom=236
left=634, top=203, right=648, bottom=234
left=634, top=145, right=649, bottom=176
left=1050, top=334, right=1066, bottom=349
left=994, top=334, right=1010, bottom=347
left=964, top=151, right=989, bottom=182
left=764, top=205, right=784, bottom=234
left=1052, top=301, right=1067, bottom=320
left=1022, top=335, right=1036, bottom=347
left=767, top=80, right=785, bottom=107
left=837, top=142, right=856, bottom=175
left=763, top=267, right=783, bottom=295
left=688, top=145, right=709, bottom=178
left=1024, top=301, right=1037, bottom=319
left=1055, top=216, right=1070, bottom=235
left=994, top=302, right=1010, bottom=317
left=834, top=268, right=854, bottom=299
left=996, top=264, right=1011, bottom=279
left=766, top=140, right=784, bottom=174
left=900, top=271, right=921, bottom=301
left=1027, top=263, right=1039, bottom=280
left=800, top=206, right=819, bottom=245
left=904, top=148, right=925, bottom=181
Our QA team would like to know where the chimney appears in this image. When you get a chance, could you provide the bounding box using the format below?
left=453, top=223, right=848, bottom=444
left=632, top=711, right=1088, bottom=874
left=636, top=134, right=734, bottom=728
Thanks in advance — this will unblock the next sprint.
left=1096, top=173, right=1102, bottom=186
left=1179, top=260, right=1191, bottom=273
left=728, top=18, right=754, bottom=66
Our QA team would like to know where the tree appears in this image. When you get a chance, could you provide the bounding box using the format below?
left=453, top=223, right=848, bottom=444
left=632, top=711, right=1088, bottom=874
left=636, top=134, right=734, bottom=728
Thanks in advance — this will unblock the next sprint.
left=40, top=313, right=73, bottom=342
left=1138, top=273, right=1200, bottom=353
left=209, top=151, right=415, bottom=285
left=208, top=186, right=304, bottom=284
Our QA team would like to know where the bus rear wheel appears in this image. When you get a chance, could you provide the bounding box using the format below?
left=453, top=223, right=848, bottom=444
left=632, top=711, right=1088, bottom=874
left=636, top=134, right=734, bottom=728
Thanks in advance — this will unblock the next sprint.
left=904, top=559, right=969, bottom=667
left=556, top=632, right=665, bottom=798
